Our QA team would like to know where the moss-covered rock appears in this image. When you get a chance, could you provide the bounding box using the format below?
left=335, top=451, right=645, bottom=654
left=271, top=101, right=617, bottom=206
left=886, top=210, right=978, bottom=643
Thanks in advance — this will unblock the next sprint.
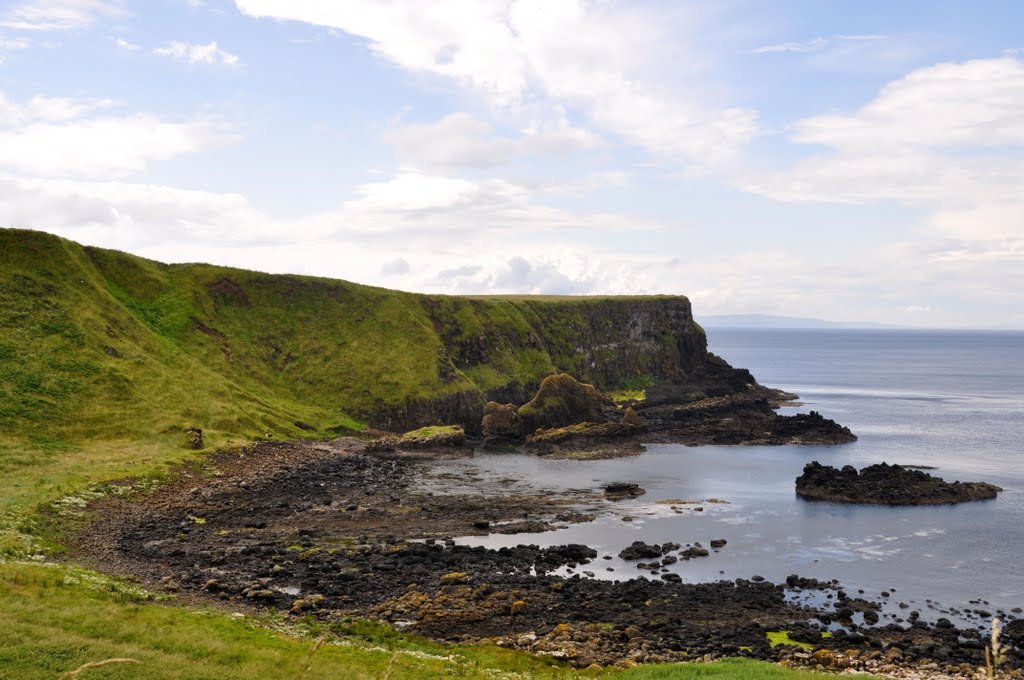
left=516, top=373, right=612, bottom=434
left=366, top=425, right=466, bottom=451
left=481, top=402, right=519, bottom=439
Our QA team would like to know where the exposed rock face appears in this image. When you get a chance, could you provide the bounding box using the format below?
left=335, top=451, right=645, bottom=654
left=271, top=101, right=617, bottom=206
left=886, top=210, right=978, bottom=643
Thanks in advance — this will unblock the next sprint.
left=486, top=374, right=854, bottom=453
left=368, top=389, right=486, bottom=436
left=796, top=461, right=1002, bottom=505
left=637, top=400, right=855, bottom=446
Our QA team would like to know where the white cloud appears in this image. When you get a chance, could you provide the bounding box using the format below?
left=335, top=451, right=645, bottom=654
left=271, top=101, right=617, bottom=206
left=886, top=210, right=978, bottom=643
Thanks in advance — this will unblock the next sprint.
left=733, top=55, right=1024, bottom=324
left=0, top=92, right=114, bottom=124
left=154, top=40, right=239, bottom=66
left=234, top=0, right=757, bottom=169
left=0, top=91, right=235, bottom=178
left=335, top=169, right=667, bottom=242
left=112, top=36, right=137, bottom=50
left=792, top=57, right=1024, bottom=152
left=1, top=0, right=123, bottom=31
left=752, top=34, right=883, bottom=55
left=0, top=37, right=32, bottom=49
left=382, top=111, right=599, bottom=169
left=380, top=258, right=410, bottom=276
left=741, top=57, right=1024, bottom=248
left=752, top=37, right=828, bottom=54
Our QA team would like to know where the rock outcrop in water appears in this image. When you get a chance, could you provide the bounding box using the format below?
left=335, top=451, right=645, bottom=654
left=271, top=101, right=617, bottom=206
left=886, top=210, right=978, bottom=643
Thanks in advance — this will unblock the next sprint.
left=477, top=372, right=855, bottom=454
left=796, top=461, right=1002, bottom=505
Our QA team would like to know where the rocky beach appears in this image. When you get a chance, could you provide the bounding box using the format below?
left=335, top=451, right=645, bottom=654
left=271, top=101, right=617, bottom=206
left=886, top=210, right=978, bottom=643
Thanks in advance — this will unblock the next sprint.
left=69, top=437, right=1022, bottom=676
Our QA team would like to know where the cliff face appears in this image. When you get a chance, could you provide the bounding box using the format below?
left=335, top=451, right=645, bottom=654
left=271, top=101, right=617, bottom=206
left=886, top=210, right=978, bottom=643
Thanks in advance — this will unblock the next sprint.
left=0, top=229, right=753, bottom=443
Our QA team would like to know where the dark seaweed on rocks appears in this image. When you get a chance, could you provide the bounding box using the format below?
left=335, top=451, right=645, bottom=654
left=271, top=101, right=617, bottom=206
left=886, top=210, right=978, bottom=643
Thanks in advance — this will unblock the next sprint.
left=796, top=461, right=1002, bottom=505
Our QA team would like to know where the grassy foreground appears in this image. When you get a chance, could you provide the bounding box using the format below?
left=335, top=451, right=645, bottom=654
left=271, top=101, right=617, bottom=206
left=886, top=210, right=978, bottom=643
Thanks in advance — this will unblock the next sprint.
left=0, top=562, right=838, bottom=680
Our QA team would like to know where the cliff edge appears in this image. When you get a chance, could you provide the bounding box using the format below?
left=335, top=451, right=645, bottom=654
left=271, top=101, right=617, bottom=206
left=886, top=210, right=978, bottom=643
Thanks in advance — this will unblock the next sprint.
left=0, top=228, right=827, bottom=448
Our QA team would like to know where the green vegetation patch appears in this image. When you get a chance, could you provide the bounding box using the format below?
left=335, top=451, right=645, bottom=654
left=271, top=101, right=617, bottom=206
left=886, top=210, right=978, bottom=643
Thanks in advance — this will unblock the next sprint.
left=401, top=425, right=465, bottom=443
left=612, top=657, right=832, bottom=680
left=766, top=632, right=815, bottom=650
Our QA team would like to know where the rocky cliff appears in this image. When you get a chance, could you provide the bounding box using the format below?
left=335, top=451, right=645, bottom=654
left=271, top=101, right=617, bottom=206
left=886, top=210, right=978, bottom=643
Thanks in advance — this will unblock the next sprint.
left=0, top=228, right=769, bottom=444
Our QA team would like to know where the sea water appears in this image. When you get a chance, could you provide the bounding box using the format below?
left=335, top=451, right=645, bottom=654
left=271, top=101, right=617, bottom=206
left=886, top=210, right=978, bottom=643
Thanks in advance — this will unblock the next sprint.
left=440, top=330, right=1024, bottom=621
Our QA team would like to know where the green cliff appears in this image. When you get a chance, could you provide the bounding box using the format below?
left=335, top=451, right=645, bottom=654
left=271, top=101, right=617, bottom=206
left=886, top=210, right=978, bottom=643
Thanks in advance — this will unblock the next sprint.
left=0, top=228, right=719, bottom=450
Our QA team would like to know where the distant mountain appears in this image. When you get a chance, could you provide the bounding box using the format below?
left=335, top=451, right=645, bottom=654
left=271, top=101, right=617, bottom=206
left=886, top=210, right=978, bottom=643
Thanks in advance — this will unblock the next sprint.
left=699, top=314, right=892, bottom=329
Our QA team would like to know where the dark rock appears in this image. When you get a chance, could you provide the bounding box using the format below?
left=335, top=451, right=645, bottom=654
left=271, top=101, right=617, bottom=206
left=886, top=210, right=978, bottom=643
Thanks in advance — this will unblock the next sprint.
left=680, top=544, right=709, bottom=560
left=618, top=541, right=664, bottom=560
left=620, top=407, right=646, bottom=430
left=186, top=427, right=204, bottom=450
left=796, top=461, right=1002, bottom=505
left=603, top=482, right=646, bottom=499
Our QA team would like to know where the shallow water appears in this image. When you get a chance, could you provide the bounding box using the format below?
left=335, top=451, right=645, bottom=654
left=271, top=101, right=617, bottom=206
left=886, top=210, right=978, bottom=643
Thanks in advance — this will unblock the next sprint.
left=440, top=329, right=1024, bottom=625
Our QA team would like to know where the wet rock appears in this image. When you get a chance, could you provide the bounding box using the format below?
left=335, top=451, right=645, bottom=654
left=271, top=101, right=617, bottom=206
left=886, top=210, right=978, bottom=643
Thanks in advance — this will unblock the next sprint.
left=796, top=461, right=1002, bottom=505
left=603, top=482, right=646, bottom=499
left=680, top=544, right=709, bottom=560
left=618, top=541, right=664, bottom=560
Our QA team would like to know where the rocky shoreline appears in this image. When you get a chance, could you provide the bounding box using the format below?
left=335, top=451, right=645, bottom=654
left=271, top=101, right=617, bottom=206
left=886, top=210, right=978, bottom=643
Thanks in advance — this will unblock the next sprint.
left=69, top=439, right=1021, bottom=675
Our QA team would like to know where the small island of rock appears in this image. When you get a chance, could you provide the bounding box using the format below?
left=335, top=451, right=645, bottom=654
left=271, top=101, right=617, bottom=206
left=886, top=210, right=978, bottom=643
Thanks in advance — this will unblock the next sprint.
left=795, top=461, right=1002, bottom=505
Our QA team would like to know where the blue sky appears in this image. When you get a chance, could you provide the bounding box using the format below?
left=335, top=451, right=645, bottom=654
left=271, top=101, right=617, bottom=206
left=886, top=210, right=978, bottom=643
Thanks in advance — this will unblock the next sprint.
left=1, top=0, right=1023, bottom=328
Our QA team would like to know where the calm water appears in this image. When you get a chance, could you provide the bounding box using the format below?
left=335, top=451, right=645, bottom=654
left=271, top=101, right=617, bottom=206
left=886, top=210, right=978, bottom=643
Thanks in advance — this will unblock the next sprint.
left=438, top=330, right=1024, bottom=622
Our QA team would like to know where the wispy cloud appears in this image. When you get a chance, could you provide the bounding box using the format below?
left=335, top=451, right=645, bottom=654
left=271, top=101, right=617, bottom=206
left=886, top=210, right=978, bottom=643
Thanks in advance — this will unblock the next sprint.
left=0, top=90, right=235, bottom=177
left=153, top=40, right=239, bottom=66
left=752, top=34, right=885, bottom=55
left=234, top=0, right=758, bottom=170
left=111, top=36, right=137, bottom=50
left=0, top=37, right=32, bottom=49
left=1, top=0, right=123, bottom=32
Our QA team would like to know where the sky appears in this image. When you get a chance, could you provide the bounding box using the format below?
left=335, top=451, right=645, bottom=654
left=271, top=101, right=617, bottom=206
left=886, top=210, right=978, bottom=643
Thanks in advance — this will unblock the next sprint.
left=1, top=1, right=1023, bottom=328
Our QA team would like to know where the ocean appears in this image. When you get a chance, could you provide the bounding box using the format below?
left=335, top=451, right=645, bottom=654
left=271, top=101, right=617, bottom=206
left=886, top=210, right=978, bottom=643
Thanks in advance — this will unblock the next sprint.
left=441, top=329, right=1024, bottom=625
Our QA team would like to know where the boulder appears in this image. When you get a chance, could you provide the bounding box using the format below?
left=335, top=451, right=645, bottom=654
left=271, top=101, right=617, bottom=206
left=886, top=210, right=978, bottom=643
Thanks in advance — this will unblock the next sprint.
left=517, top=374, right=612, bottom=434
left=482, top=401, right=520, bottom=438
left=603, top=482, right=646, bottom=499
left=618, top=541, right=664, bottom=560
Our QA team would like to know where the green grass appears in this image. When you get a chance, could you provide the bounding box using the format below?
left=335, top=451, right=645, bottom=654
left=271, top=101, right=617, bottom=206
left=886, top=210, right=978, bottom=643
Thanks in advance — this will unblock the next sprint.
left=608, top=389, right=646, bottom=404
left=613, top=658, right=835, bottom=680
left=765, top=632, right=826, bottom=651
